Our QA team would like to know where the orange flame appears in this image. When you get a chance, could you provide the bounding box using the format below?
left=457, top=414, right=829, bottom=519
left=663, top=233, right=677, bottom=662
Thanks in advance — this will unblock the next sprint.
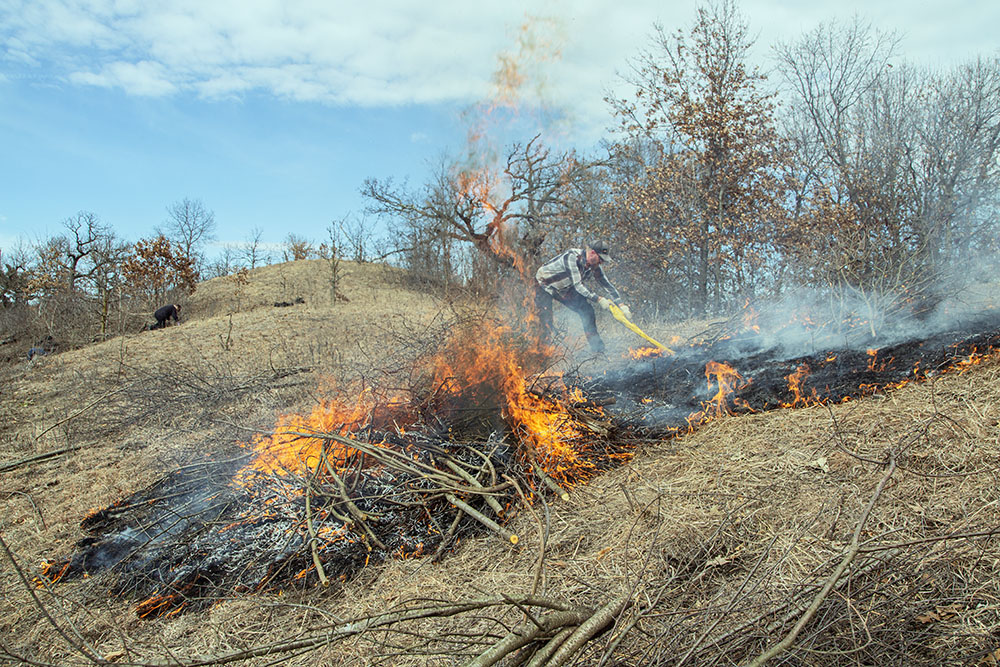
left=237, top=317, right=613, bottom=501
left=628, top=346, right=664, bottom=360
left=741, top=300, right=761, bottom=334
left=36, top=560, right=70, bottom=586
left=687, top=361, right=752, bottom=427
left=781, top=364, right=818, bottom=407
left=234, top=388, right=407, bottom=489
left=137, top=590, right=188, bottom=618
left=866, top=348, right=895, bottom=372
left=429, top=321, right=603, bottom=485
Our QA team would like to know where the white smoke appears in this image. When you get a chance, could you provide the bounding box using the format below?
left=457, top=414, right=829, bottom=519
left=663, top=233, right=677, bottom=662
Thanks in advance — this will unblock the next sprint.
left=733, top=262, right=1000, bottom=360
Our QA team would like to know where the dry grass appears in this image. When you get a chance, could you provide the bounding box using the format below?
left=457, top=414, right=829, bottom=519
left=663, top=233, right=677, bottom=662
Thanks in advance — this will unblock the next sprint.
left=2, top=259, right=999, bottom=666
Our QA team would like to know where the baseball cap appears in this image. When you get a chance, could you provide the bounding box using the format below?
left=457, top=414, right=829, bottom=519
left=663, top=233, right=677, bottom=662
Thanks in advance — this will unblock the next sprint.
left=589, top=240, right=612, bottom=262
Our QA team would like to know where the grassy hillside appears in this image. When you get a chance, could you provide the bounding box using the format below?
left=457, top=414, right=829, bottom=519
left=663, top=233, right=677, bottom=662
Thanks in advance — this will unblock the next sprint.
left=1, top=259, right=998, bottom=665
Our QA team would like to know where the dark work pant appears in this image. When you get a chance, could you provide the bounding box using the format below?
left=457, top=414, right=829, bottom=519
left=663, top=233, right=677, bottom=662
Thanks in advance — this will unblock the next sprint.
left=534, top=284, right=604, bottom=353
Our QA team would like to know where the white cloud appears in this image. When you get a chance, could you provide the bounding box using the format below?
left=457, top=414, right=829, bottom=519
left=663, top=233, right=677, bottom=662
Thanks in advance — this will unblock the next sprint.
left=194, top=70, right=252, bottom=99
left=1, top=1, right=562, bottom=104
left=2, top=0, right=998, bottom=140
left=69, top=60, right=177, bottom=96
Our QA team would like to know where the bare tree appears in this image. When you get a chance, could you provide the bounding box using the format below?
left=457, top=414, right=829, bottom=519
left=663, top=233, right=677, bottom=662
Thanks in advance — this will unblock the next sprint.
left=88, top=231, right=130, bottom=336
left=158, top=198, right=216, bottom=273
left=363, top=135, right=600, bottom=289
left=774, top=18, right=899, bottom=175
left=17, top=213, right=129, bottom=344
left=205, top=245, right=242, bottom=278
left=30, top=212, right=123, bottom=294
left=776, top=18, right=1000, bottom=328
left=335, top=213, right=377, bottom=263
left=324, top=223, right=342, bottom=300
left=240, top=226, right=270, bottom=269
left=909, top=58, right=1000, bottom=266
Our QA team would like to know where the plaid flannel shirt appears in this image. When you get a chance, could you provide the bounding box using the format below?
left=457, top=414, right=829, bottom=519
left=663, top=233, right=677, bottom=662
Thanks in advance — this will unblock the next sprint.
left=535, top=248, right=621, bottom=304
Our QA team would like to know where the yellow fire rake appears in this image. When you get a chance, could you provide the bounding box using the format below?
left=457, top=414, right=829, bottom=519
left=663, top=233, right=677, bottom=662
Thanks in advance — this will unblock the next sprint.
left=608, top=303, right=675, bottom=355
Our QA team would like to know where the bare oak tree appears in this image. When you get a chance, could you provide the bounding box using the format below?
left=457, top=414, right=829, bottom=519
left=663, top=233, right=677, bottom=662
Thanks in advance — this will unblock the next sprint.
left=335, top=213, right=377, bottom=264
left=362, top=135, right=600, bottom=290
left=158, top=198, right=217, bottom=273
left=30, top=212, right=124, bottom=295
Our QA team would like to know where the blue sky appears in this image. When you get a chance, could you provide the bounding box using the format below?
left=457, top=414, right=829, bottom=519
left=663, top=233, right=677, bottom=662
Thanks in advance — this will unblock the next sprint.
left=1, top=0, right=998, bottom=257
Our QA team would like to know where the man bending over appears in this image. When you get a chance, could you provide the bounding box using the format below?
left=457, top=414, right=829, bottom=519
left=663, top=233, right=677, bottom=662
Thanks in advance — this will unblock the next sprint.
left=533, top=240, right=631, bottom=354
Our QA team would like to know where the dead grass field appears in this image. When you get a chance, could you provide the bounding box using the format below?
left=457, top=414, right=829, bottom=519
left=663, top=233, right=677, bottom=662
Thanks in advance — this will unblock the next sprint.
left=1, top=259, right=998, bottom=666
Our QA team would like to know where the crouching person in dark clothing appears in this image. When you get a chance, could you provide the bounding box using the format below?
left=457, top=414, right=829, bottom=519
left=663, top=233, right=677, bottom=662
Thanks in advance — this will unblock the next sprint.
left=152, top=304, right=181, bottom=329
left=533, top=240, right=631, bottom=354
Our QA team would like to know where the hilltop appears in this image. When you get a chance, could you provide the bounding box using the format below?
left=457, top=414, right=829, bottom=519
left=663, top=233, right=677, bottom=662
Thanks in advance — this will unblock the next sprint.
left=1, top=259, right=998, bottom=666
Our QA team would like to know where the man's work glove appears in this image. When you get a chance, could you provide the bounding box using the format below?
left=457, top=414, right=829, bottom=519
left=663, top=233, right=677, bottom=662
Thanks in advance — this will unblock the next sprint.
left=618, top=304, right=632, bottom=319
left=597, top=296, right=612, bottom=311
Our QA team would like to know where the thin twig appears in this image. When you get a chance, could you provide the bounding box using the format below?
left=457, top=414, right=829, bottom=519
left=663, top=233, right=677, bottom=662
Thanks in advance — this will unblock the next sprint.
left=35, top=386, right=126, bottom=441
left=0, top=532, right=107, bottom=665
left=742, top=455, right=898, bottom=667
left=0, top=445, right=85, bottom=474
left=304, top=455, right=329, bottom=587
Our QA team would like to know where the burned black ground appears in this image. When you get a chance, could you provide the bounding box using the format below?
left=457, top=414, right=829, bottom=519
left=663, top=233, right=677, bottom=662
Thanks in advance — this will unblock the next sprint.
left=585, top=310, right=1000, bottom=433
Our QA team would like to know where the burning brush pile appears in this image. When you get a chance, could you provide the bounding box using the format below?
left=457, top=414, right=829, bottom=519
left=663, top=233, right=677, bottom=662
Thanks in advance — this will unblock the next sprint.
left=40, top=319, right=628, bottom=617
left=39, top=304, right=1000, bottom=622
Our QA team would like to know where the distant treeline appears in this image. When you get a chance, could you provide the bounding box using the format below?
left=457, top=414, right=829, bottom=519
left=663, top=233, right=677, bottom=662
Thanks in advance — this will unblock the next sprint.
left=4, top=6, right=1000, bottom=356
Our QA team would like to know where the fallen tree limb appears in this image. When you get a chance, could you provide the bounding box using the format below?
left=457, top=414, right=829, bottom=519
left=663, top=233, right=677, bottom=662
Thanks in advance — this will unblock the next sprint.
left=432, top=511, right=464, bottom=562
left=0, top=532, right=107, bottom=665
left=0, top=445, right=85, bottom=474
left=0, top=386, right=128, bottom=474
left=34, top=386, right=126, bottom=441
left=525, top=625, right=576, bottom=667
left=320, top=447, right=387, bottom=551
left=463, top=608, right=593, bottom=667
left=533, top=463, right=569, bottom=501
left=695, top=546, right=902, bottom=663
left=139, top=596, right=581, bottom=667
left=446, top=493, right=518, bottom=545
left=304, top=459, right=329, bottom=587
left=442, top=458, right=506, bottom=516
left=546, top=591, right=632, bottom=666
